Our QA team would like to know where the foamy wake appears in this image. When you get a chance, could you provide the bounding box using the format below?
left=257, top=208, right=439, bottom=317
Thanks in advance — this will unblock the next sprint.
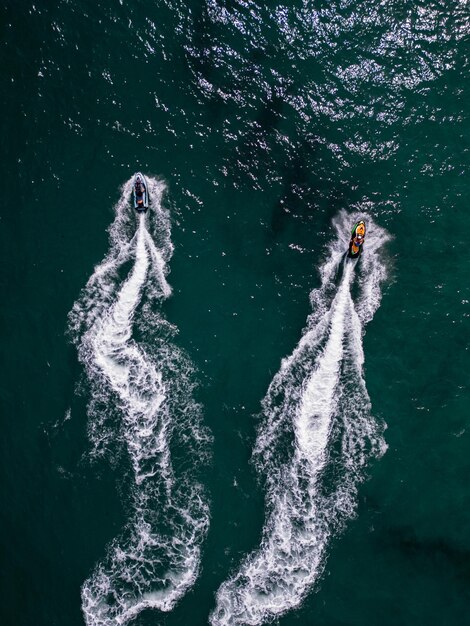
left=68, top=177, right=211, bottom=626
left=210, top=211, right=390, bottom=626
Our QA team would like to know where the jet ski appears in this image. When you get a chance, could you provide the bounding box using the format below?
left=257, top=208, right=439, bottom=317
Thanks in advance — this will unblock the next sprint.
left=133, top=172, right=149, bottom=212
left=348, top=220, right=366, bottom=258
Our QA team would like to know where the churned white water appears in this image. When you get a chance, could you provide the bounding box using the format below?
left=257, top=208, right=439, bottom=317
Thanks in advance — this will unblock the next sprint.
left=210, top=211, right=390, bottom=626
left=68, top=177, right=211, bottom=626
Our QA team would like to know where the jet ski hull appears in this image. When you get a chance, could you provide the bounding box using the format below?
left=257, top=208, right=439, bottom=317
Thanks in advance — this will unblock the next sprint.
left=347, top=245, right=362, bottom=259
left=133, top=172, right=149, bottom=212
left=347, top=219, right=366, bottom=258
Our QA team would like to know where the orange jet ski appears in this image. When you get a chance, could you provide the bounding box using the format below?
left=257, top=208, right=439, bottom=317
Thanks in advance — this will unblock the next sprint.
left=348, top=220, right=366, bottom=258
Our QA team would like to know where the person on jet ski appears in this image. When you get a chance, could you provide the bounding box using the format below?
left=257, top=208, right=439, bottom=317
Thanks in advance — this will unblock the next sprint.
left=352, top=233, right=364, bottom=247
left=348, top=220, right=366, bottom=257
left=135, top=180, right=145, bottom=198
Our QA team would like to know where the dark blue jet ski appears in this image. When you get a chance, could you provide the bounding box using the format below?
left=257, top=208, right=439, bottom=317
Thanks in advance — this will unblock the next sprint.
left=133, top=173, right=149, bottom=212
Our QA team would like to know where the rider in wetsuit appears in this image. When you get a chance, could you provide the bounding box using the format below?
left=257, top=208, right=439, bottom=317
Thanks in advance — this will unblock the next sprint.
left=135, top=178, right=145, bottom=208
left=135, top=180, right=144, bottom=197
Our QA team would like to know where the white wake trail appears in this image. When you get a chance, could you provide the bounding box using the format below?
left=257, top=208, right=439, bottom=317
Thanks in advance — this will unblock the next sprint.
left=68, top=177, right=210, bottom=626
left=90, top=215, right=171, bottom=486
left=211, top=211, right=389, bottom=626
left=295, top=263, right=352, bottom=462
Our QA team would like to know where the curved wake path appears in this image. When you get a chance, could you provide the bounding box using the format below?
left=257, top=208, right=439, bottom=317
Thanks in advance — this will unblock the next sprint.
left=68, top=178, right=210, bottom=626
left=211, top=211, right=389, bottom=626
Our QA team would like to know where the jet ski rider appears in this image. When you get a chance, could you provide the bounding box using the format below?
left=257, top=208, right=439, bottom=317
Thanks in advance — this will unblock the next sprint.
left=135, top=180, right=144, bottom=198
left=348, top=220, right=366, bottom=258
left=352, top=232, right=364, bottom=248
left=135, top=179, right=145, bottom=208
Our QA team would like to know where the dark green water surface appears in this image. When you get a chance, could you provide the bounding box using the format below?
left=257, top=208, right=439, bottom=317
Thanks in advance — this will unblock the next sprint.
left=1, top=1, right=469, bottom=625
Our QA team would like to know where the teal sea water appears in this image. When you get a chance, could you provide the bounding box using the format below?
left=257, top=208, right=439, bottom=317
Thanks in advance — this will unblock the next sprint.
left=1, top=1, right=469, bottom=625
